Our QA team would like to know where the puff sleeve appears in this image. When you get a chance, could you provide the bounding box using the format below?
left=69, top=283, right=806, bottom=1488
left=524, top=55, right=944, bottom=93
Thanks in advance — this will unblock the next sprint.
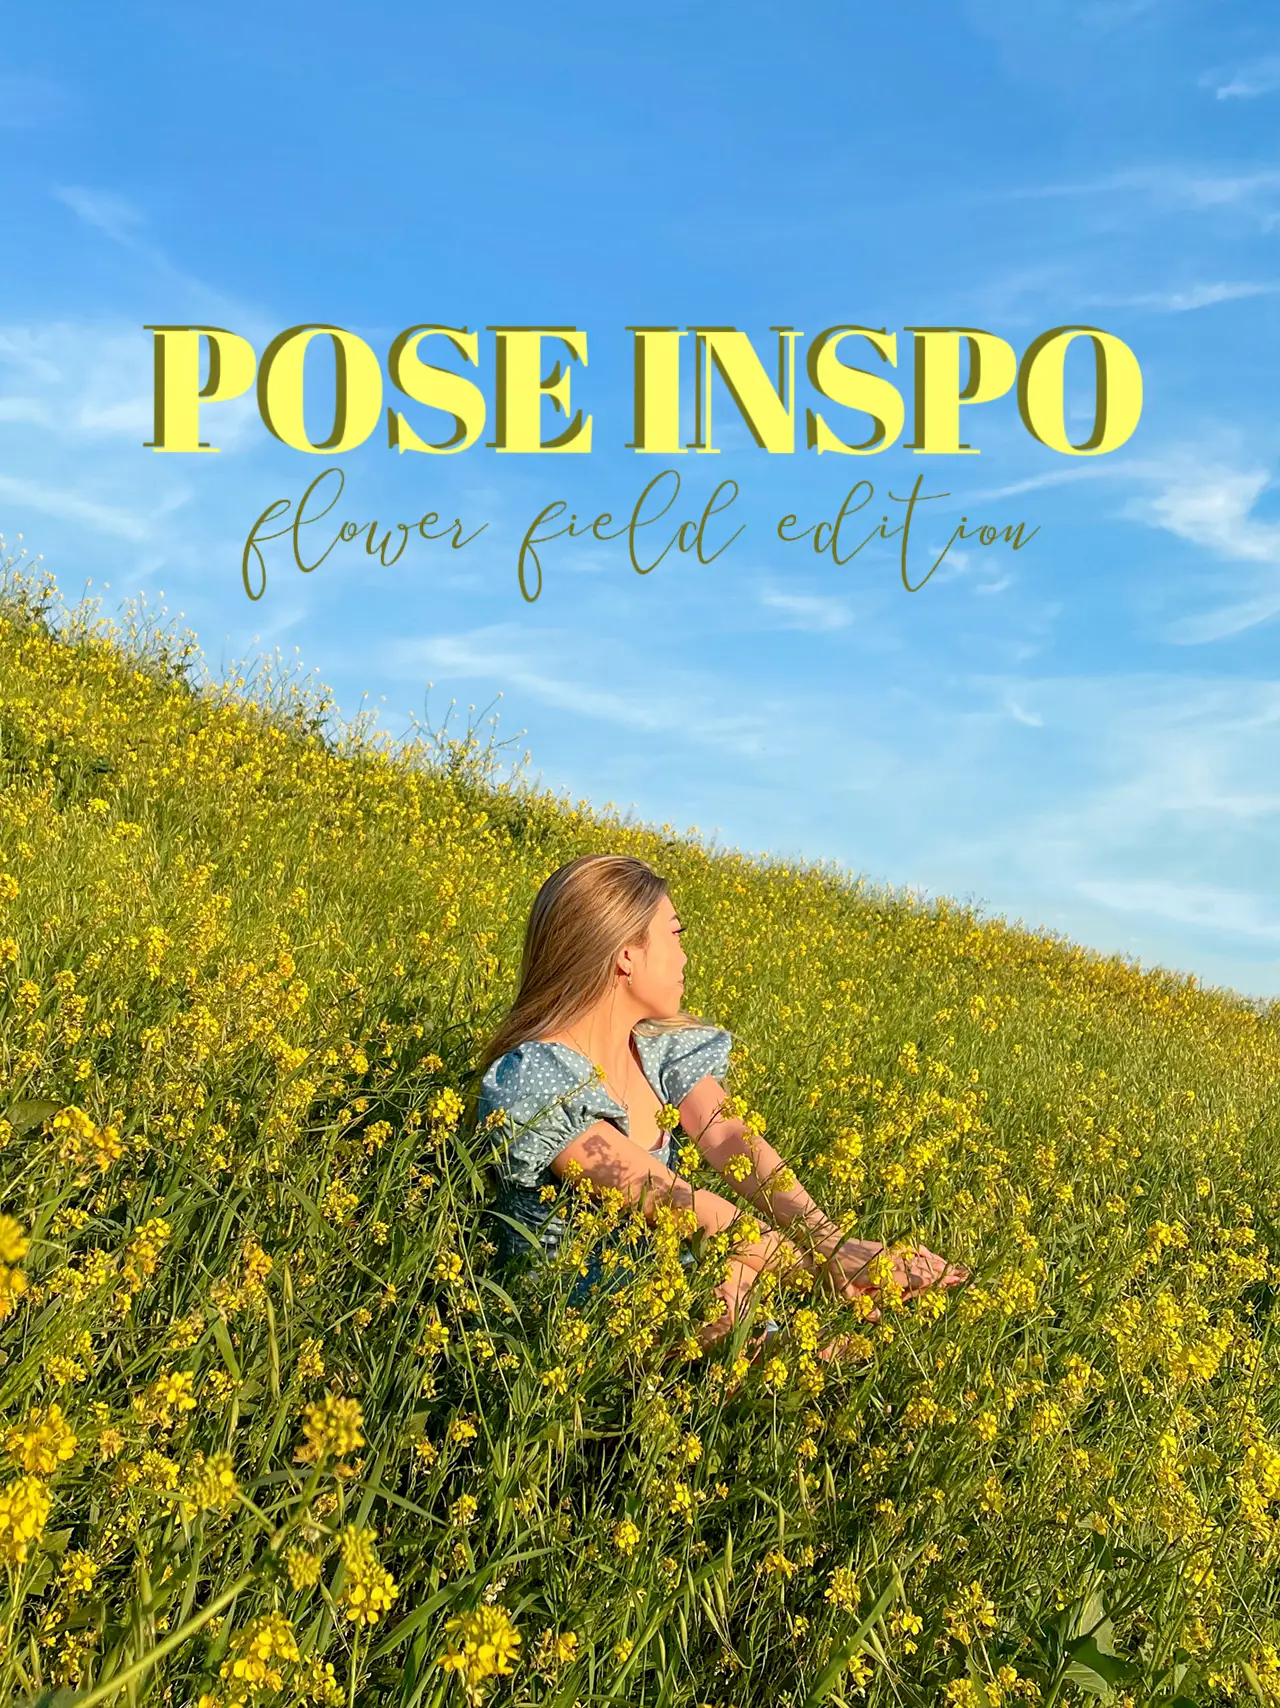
left=476, top=1042, right=615, bottom=1189
left=641, top=1024, right=733, bottom=1108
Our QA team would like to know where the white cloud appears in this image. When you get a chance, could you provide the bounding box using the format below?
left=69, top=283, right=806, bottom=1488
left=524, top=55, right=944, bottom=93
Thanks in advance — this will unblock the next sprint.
left=51, top=187, right=261, bottom=325
left=993, top=165, right=1280, bottom=227
left=1203, top=56, right=1280, bottom=100
left=965, top=464, right=1121, bottom=505
left=928, top=672, right=1280, bottom=981
left=1139, top=465, right=1280, bottom=564
left=1083, top=282, right=1278, bottom=312
left=0, top=319, right=261, bottom=449
left=757, top=588, right=853, bottom=630
left=0, top=397, right=54, bottom=427
left=0, top=474, right=154, bottom=542
left=1076, top=877, right=1280, bottom=942
left=54, top=186, right=146, bottom=242
left=383, top=625, right=779, bottom=755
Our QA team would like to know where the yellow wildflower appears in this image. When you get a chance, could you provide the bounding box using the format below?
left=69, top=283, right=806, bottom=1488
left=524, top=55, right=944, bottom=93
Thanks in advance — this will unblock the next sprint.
left=336, top=1524, right=399, bottom=1626
left=436, top=1604, right=522, bottom=1699
left=5, top=1402, right=78, bottom=1474
left=220, top=1611, right=300, bottom=1693
left=0, top=1475, right=51, bottom=1564
left=294, top=1393, right=365, bottom=1464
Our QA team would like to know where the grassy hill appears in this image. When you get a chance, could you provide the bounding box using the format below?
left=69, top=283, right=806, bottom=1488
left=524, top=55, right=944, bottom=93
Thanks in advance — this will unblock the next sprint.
left=0, top=550, right=1278, bottom=1708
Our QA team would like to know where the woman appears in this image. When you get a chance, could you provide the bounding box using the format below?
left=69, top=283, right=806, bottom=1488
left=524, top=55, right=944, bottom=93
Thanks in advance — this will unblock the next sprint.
left=473, top=853, right=966, bottom=1358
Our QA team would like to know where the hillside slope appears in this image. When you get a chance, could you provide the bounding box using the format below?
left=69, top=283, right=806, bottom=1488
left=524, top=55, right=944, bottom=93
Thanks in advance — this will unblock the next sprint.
left=0, top=561, right=1278, bottom=1708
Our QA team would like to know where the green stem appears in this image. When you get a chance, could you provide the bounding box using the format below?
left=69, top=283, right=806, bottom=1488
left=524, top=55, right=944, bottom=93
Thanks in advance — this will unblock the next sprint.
left=67, top=1568, right=255, bottom=1708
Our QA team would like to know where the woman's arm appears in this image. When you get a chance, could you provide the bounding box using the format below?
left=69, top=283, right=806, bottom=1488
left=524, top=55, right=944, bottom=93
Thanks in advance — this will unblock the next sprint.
left=676, top=1077, right=968, bottom=1298
left=550, top=1118, right=775, bottom=1254
left=676, top=1078, right=850, bottom=1263
left=549, top=1120, right=796, bottom=1342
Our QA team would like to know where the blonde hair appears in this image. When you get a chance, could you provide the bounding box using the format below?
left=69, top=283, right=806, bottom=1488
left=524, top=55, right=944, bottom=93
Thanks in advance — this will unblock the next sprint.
left=476, top=853, right=704, bottom=1075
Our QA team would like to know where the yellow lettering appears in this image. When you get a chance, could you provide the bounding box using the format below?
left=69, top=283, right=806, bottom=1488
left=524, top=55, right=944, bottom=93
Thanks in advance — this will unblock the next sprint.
left=805, top=327, right=904, bottom=454
left=905, top=328, right=1017, bottom=454
left=690, top=327, right=800, bottom=453
left=489, top=327, right=592, bottom=452
left=144, top=325, right=256, bottom=452
left=257, top=325, right=383, bottom=453
left=627, top=326, right=685, bottom=454
left=1018, top=326, right=1143, bottom=454
left=387, top=325, right=486, bottom=453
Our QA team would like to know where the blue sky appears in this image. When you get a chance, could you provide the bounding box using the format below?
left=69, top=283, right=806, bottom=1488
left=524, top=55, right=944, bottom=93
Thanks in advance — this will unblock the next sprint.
left=2, top=0, right=1280, bottom=1001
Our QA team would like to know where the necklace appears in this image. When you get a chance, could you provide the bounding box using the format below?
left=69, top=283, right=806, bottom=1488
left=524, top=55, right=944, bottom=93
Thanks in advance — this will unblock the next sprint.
left=566, top=1027, right=632, bottom=1109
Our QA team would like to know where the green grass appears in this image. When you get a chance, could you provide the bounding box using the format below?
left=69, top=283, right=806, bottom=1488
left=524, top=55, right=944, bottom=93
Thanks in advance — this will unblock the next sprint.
left=0, top=543, right=1277, bottom=1708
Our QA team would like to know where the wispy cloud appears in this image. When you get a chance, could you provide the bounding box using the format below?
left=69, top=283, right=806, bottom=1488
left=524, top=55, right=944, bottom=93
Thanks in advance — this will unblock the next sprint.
left=52, top=187, right=257, bottom=324
left=1076, top=877, right=1280, bottom=942
left=1082, top=281, right=1278, bottom=312
left=0, top=474, right=156, bottom=542
left=992, top=165, right=1280, bottom=226
left=382, top=625, right=778, bottom=755
left=1006, top=695, right=1043, bottom=726
left=757, top=588, right=853, bottom=631
left=1123, top=457, right=1280, bottom=641
left=937, top=673, right=1280, bottom=975
left=1140, top=465, right=1280, bottom=565
left=1202, top=56, right=1280, bottom=101
left=0, top=319, right=261, bottom=448
left=54, top=186, right=146, bottom=243
left=964, top=465, right=1120, bottom=505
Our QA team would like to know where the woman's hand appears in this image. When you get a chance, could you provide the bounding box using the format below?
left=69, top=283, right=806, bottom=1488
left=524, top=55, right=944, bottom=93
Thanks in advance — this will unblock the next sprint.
left=695, top=1255, right=759, bottom=1351
left=726, top=1225, right=806, bottom=1280
left=818, top=1237, right=968, bottom=1303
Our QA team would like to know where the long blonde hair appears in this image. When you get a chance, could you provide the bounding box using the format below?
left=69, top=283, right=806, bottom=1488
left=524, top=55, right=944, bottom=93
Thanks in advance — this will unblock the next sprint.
left=476, top=854, right=704, bottom=1076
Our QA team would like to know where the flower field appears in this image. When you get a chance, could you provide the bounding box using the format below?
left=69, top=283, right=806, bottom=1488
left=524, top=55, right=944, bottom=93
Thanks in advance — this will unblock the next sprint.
left=0, top=545, right=1279, bottom=1708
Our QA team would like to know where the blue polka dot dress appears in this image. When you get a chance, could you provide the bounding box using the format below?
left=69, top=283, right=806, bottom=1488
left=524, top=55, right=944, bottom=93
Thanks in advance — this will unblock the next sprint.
left=475, top=1023, right=735, bottom=1308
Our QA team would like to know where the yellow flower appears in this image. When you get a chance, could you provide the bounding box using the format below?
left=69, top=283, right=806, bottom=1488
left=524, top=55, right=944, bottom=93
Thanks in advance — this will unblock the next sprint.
left=135, top=1369, right=196, bottom=1428
left=220, top=1612, right=300, bottom=1693
left=0, top=1474, right=51, bottom=1564
left=429, top=1087, right=465, bottom=1133
left=0, top=1214, right=30, bottom=1321
left=0, top=1214, right=30, bottom=1265
left=824, top=1565, right=860, bottom=1611
left=121, top=1217, right=172, bottom=1288
left=60, top=1549, right=97, bottom=1597
left=434, top=1250, right=464, bottom=1285
left=179, top=1450, right=238, bottom=1520
left=436, top=1604, right=522, bottom=1698
left=286, top=1545, right=321, bottom=1591
left=450, top=1492, right=478, bottom=1527
left=294, top=1393, right=365, bottom=1464
left=761, top=1356, right=789, bottom=1392
left=296, top=1337, right=326, bottom=1381
left=5, top=1403, right=78, bottom=1474
left=668, top=1481, right=695, bottom=1520
left=336, top=1524, right=399, bottom=1626
left=613, top=1517, right=641, bottom=1554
